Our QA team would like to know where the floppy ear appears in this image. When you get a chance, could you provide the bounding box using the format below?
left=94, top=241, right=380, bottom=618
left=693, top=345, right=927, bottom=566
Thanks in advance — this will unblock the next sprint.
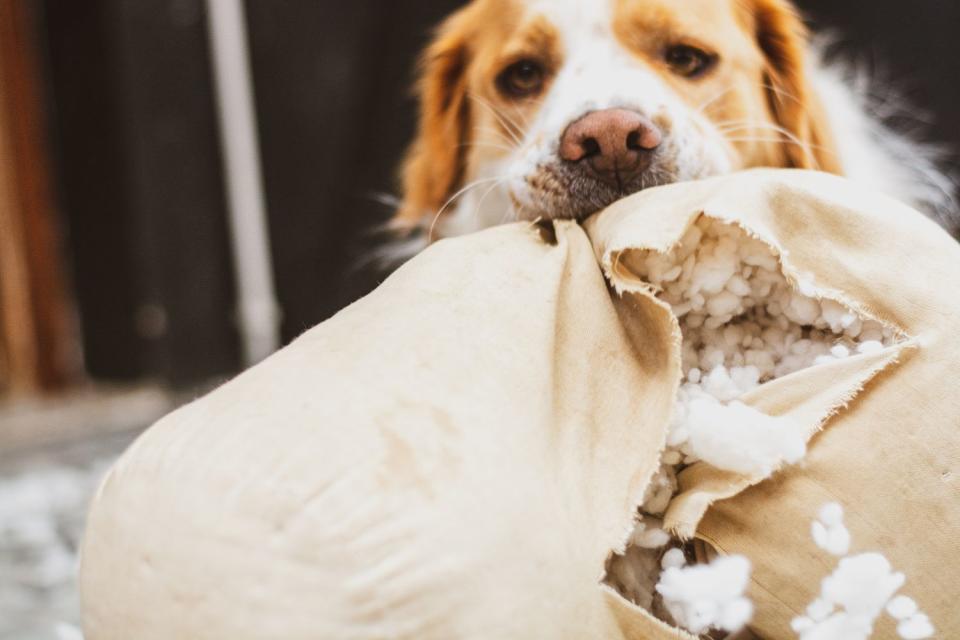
left=751, top=0, right=842, bottom=173
left=394, top=11, right=473, bottom=226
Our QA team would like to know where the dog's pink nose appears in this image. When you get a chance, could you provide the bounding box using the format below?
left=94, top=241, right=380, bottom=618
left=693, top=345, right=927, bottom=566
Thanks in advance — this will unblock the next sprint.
left=559, top=109, right=662, bottom=187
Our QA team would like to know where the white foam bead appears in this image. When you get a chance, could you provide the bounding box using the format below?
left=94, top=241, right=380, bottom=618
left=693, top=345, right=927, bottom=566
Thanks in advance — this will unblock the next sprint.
left=886, top=595, right=919, bottom=621
left=726, top=274, right=751, bottom=297
left=667, top=426, right=688, bottom=448
left=635, top=525, right=672, bottom=549
left=722, top=325, right=744, bottom=348
left=703, top=349, right=725, bottom=370
left=791, top=339, right=812, bottom=355
left=857, top=340, right=884, bottom=355
left=692, top=259, right=736, bottom=295
left=821, top=553, right=905, bottom=619
left=761, top=325, right=784, bottom=344
left=821, top=298, right=847, bottom=329
left=717, top=235, right=738, bottom=253
left=662, top=450, right=683, bottom=465
left=685, top=599, right=720, bottom=634
left=785, top=294, right=822, bottom=326
left=744, top=349, right=775, bottom=373
left=797, top=278, right=818, bottom=297
left=719, top=597, right=753, bottom=631
left=704, top=315, right=729, bottom=330
left=830, top=344, right=851, bottom=359
left=672, top=302, right=693, bottom=317
left=643, top=486, right=674, bottom=517
left=742, top=251, right=777, bottom=271
left=812, top=520, right=830, bottom=550
left=754, top=280, right=774, bottom=298
left=662, top=265, right=683, bottom=282
left=791, top=616, right=815, bottom=633
left=845, top=317, right=864, bottom=338
left=824, top=525, right=851, bottom=556
left=807, top=597, right=835, bottom=622
left=818, top=502, right=844, bottom=527
left=661, top=547, right=687, bottom=570
left=686, top=313, right=705, bottom=329
left=897, top=613, right=935, bottom=639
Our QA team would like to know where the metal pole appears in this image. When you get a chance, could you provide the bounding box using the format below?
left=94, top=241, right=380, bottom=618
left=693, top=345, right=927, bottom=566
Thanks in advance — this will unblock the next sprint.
left=204, top=0, right=280, bottom=366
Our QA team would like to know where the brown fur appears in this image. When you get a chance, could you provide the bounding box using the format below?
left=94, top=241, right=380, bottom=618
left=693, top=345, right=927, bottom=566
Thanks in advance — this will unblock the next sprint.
left=746, top=0, right=841, bottom=172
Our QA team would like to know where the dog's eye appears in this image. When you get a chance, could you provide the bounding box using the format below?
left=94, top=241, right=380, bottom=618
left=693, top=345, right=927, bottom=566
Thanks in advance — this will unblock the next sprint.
left=496, top=59, right=546, bottom=98
left=665, top=45, right=716, bottom=78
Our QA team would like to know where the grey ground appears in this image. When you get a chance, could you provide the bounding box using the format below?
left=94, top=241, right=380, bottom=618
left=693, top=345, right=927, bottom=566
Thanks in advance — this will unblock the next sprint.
left=0, top=386, right=178, bottom=640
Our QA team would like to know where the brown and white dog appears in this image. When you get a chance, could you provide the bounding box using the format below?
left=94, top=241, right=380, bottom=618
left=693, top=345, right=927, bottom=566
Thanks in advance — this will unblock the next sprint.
left=389, top=0, right=953, bottom=253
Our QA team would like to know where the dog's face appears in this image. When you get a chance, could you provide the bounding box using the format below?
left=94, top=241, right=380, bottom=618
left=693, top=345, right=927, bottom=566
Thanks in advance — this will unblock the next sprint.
left=396, top=0, right=840, bottom=235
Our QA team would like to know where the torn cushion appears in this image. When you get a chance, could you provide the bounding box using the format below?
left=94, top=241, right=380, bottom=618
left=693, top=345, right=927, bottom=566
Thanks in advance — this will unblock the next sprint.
left=588, top=169, right=960, bottom=639
left=80, top=169, right=960, bottom=640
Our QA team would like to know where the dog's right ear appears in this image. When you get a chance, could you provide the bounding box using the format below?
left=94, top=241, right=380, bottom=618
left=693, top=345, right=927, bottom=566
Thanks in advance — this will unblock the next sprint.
left=749, top=0, right=842, bottom=173
left=394, top=9, right=474, bottom=227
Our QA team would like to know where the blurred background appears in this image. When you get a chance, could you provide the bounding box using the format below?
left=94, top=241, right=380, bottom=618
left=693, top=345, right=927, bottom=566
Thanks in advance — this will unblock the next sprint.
left=0, top=1, right=957, bottom=638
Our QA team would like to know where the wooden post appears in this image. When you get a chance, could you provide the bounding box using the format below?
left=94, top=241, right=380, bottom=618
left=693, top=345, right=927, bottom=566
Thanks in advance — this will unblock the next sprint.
left=0, top=0, right=75, bottom=394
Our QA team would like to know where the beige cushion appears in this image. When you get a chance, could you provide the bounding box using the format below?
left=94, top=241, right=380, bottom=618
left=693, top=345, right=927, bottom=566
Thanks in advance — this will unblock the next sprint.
left=80, top=170, right=960, bottom=639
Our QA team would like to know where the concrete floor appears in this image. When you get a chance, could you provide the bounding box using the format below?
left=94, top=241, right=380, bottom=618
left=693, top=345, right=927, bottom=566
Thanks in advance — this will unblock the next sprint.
left=0, top=386, right=178, bottom=640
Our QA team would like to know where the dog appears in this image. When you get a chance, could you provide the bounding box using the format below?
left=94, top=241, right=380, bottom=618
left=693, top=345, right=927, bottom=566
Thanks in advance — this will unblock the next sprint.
left=388, top=0, right=954, bottom=252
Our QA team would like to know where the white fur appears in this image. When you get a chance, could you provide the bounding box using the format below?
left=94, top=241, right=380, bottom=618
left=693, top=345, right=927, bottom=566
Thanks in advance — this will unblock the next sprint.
left=809, top=52, right=956, bottom=226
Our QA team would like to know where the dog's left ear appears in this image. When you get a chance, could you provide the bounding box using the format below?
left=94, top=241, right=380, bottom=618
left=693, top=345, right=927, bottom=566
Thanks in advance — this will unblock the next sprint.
left=393, top=7, right=474, bottom=227
left=750, top=0, right=842, bottom=173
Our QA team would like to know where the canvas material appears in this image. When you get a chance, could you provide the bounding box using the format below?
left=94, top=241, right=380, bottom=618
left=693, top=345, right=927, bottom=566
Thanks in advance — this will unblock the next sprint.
left=588, top=169, right=960, bottom=639
left=79, top=220, right=688, bottom=639
left=80, top=170, right=959, bottom=639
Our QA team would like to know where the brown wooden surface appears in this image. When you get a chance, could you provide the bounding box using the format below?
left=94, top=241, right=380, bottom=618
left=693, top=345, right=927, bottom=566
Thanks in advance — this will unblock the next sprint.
left=0, top=0, right=75, bottom=395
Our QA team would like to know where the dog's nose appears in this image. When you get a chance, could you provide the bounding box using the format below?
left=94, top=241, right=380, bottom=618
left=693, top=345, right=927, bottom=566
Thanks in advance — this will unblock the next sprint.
left=559, top=109, right=662, bottom=187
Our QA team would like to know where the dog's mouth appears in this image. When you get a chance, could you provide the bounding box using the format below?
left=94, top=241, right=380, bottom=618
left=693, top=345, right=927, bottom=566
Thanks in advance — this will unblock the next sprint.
left=517, top=157, right=678, bottom=222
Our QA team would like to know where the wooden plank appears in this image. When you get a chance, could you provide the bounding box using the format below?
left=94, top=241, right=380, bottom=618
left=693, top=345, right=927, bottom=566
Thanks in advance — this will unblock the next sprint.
left=0, top=0, right=75, bottom=394
left=0, top=58, right=37, bottom=394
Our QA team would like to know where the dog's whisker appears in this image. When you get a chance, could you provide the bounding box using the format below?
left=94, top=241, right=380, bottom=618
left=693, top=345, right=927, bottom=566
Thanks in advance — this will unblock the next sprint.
left=761, top=83, right=806, bottom=110
left=724, top=135, right=830, bottom=150
left=460, top=139, right=517, bottom=154
left=714, top=119, right=838, bottom=167
left=467, top=93, right=525, bottom=146
left=472, top=125, right=521, bottom=151
left=428, top=176, right=510, bottom=243
left=471, top=178, right=509, bottom=224
left=694, top=85, right=737, bottom=116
